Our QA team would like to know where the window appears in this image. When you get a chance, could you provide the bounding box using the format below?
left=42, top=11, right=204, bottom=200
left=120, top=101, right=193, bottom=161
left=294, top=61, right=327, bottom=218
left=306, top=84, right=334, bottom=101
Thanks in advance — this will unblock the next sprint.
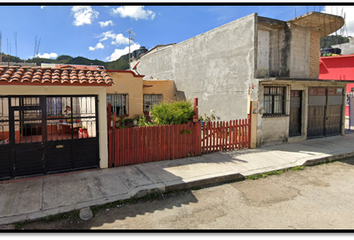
left=144, top=94, right=162, bottom=112
left=107, top=94, right=128, bottom=116
left=263, top=86, right=286, bottom=116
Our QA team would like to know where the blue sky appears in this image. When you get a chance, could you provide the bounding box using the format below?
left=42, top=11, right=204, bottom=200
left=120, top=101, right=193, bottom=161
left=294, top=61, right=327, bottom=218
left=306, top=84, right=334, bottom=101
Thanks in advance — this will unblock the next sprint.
left=0, top=4, right=351, bottom=62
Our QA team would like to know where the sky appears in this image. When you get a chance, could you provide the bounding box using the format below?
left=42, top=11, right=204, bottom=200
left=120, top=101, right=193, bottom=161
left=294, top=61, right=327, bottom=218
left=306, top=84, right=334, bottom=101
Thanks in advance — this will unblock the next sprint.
left=0, top=4, right=353, bottom=63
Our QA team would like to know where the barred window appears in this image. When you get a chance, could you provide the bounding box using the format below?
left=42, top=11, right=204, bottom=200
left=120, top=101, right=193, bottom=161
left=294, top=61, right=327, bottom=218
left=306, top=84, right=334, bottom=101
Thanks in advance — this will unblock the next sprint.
left=144, top=94, right=162, bottom=112
left=264, top=86, right=286, bottom=116
left=107, top=94, right=128, bottom=116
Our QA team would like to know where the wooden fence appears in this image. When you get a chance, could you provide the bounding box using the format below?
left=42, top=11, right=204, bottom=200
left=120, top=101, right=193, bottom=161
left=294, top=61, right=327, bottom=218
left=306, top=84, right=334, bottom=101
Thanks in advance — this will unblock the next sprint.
left=107, top=104, right=251, bottom=167
left=201, top=118, right=250, bottom=154
left=108, top=120, right=201, bottom=167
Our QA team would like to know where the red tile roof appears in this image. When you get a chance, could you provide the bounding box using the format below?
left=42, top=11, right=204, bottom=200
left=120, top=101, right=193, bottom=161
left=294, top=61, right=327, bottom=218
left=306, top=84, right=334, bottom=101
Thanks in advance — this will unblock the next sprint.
left=55, top=64, right=105, bottom=70
left=0, top=66, right=113, bottom=85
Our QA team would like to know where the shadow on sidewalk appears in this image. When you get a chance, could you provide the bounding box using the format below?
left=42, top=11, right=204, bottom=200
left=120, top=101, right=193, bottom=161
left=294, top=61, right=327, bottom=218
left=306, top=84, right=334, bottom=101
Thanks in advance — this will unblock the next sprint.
left=82, top=190, right=199, bottom=229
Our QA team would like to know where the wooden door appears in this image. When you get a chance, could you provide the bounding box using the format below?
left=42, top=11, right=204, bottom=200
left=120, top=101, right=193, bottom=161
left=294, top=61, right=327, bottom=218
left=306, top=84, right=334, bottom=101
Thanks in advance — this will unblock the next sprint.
left=289, top=90, right=302, bottom=137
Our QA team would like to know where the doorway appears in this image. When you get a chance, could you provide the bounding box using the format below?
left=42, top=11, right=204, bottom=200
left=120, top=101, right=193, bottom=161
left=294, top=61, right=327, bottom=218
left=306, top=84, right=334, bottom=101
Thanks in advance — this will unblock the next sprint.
left=289, top=90, right=302, bottom=137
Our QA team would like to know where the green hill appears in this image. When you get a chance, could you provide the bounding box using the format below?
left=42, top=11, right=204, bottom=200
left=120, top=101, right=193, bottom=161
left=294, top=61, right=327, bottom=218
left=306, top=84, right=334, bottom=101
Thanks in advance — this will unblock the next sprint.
left=0, top=53, right=130, bottom=70
left=321, top=35, right=350, bottom=48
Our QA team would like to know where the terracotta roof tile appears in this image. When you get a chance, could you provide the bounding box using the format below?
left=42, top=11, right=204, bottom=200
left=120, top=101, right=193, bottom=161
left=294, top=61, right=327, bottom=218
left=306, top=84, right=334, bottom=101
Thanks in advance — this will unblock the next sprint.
left=0, top=66, right=113, bottom=85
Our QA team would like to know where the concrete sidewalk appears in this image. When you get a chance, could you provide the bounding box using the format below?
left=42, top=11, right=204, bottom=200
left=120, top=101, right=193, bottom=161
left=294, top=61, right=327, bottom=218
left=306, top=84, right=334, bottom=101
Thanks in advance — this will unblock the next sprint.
left=1, top=133, right=354, bottom=226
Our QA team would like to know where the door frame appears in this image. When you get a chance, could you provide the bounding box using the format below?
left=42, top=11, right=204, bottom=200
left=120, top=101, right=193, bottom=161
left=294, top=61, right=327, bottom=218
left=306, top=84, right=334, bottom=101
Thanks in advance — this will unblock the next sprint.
left=289, top=90, right=302, bottom=137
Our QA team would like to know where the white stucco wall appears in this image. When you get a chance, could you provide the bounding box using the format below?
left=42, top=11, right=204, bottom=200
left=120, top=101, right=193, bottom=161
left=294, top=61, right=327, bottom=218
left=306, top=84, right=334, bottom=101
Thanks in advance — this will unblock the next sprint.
left=138, top=13, right=258, bottom=121
left=256, top=29, right=270, bottom=77
left=0, top=85, right=109, bottom=169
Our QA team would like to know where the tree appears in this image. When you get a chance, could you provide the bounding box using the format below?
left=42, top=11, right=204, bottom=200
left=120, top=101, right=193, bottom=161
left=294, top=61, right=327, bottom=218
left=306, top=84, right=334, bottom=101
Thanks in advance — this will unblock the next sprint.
left=320, top=35, right=349, bottom=48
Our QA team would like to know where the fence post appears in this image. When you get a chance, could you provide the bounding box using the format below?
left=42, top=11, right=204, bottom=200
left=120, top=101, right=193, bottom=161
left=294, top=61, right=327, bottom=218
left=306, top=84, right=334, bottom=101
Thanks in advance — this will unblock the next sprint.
left=249, top=101, right=258, bottom=149
left=193, top=98, right=198, bottom=122
left=107, top=103, right=112, bottom=130
left=107, top=103, right=112, bottom=167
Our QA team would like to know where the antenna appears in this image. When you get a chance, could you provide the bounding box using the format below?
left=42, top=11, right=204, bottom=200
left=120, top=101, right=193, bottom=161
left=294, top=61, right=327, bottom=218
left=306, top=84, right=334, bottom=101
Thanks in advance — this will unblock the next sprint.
left=0, top=31, right=2, bottom=63
left=14, top=31, right=17, bottom=58
left=33, top=36, right=41, bottom=65
left=34, top=36, right=37, bottom=58
left=126, top=28, right=136, bottom=70
left=37, top=38, right=41, bottom=57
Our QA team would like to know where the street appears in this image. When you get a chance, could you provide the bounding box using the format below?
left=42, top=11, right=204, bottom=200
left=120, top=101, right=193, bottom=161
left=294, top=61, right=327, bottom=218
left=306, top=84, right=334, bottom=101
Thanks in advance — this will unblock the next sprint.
left=5, top=157, right=354, bottom=230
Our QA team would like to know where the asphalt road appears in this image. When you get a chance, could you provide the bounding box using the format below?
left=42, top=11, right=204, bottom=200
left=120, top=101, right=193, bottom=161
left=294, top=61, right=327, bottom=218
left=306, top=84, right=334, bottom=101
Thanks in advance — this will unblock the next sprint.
left=5, top=157, right=354, bottom=230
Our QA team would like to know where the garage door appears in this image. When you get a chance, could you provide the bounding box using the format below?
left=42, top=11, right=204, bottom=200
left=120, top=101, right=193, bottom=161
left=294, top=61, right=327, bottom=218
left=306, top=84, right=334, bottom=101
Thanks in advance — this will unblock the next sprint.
left=308, top=87, right=344, bottom=138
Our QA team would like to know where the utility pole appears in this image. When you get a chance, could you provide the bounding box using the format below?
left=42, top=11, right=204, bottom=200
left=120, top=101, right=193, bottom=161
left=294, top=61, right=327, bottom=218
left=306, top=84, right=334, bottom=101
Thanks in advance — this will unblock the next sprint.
left=126, top=28, right=136, bottom=70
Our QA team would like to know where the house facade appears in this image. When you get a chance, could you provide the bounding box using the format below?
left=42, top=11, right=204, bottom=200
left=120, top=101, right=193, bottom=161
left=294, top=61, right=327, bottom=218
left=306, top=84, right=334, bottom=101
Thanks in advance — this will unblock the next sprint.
left=0, top=65, right=112, bottom=180
left=106, top=70, right=175, bottom=120
left=137, top=11, right=347, bottom=146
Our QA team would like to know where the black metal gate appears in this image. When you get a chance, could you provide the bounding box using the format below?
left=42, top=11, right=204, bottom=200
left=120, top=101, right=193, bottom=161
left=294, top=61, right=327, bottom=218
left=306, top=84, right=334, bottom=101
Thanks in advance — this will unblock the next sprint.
left=308, top=87, right=344, bottom=138
left=0, top=95, right=99, bottom=180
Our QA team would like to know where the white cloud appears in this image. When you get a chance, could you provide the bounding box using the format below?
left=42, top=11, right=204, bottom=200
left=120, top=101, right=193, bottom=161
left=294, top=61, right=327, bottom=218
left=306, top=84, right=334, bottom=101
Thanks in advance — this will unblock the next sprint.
left=41, top=6, right=45, bottom=9
left=99, top=20, right=114, bottom=27
left=111, top=33, right=130, bottom=45
left=89, top=42, right=105, bottom=51
left=98, top=31, right=129, bottom=45
left=111, top=6, right=155, bottom=20
left=71, top=6, right=99, bottom=26
left=106, top=43, right=140, bottom=62
left=323, top=6, right=354, bottom=36
left=36, top=52, right=58, bottom=59
left=98, top=30, right=116, bottom=41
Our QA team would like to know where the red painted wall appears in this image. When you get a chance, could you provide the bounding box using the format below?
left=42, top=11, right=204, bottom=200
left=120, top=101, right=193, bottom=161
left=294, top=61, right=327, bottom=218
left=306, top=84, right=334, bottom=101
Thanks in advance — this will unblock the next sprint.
left=319, top=54, right=354, bottom=92
left=319, top=55, right=354, bottom=117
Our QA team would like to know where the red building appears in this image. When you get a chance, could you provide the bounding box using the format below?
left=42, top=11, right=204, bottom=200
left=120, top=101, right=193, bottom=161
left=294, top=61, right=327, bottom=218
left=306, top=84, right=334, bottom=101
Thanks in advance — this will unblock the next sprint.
left=319, top=54, right=354, bottom=116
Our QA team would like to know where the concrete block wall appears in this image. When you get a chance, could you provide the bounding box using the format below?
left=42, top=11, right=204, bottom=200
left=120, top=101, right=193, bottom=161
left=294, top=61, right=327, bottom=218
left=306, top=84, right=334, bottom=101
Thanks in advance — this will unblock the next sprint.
left=309, top=30, right=320, bottom=79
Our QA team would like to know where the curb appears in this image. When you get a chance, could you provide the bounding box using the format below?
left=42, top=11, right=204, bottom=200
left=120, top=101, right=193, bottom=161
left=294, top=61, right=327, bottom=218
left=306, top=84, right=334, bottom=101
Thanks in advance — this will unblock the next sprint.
left=304, top=152, right=354, bottom=166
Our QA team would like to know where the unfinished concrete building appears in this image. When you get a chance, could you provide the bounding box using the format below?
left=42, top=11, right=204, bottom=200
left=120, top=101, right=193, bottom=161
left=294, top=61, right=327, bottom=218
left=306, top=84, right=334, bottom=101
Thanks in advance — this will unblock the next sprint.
left=137, top=12, right=348, bottom=146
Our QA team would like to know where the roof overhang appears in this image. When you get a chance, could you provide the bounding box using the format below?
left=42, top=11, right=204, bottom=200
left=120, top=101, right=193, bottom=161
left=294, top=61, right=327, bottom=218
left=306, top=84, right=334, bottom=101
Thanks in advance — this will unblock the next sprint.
left=287, top=11, right=344, bottom=37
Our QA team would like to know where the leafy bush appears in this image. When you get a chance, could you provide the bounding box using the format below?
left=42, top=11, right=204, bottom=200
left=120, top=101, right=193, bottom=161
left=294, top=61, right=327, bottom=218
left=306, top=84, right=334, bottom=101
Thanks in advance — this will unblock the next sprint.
left=138, top=115, right=155, bottom=127
left=150, top=100, right=194, bottom=125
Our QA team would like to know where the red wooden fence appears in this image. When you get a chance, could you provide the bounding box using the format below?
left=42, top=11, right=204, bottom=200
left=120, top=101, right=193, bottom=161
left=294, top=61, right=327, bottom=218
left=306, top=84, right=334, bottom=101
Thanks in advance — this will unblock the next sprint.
left=107, top=104, right=251, bottom=167
left=108, top=118, right=202, bottom=167
left=201, top=117, right=250, bottom=154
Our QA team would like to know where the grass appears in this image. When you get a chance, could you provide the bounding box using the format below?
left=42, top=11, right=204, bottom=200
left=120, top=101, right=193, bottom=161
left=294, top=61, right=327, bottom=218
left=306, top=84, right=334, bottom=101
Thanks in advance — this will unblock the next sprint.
left=245, top=165, right=306, bottom=180
left=43, top=210, right=80, bottom=222
left=14, top=222, right=24, bottom=230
